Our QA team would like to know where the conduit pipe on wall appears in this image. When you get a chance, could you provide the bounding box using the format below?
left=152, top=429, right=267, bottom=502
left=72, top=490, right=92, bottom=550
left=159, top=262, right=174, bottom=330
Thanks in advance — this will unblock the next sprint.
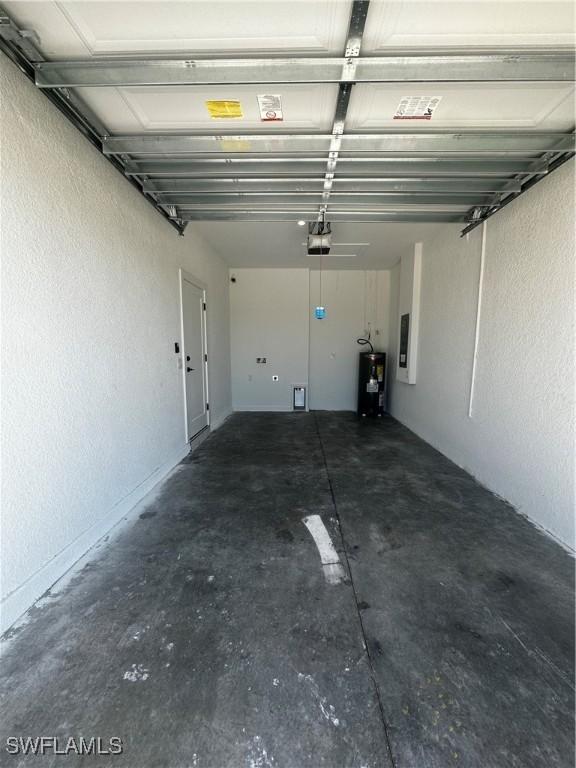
left=468, top=220, right=487, bottom=418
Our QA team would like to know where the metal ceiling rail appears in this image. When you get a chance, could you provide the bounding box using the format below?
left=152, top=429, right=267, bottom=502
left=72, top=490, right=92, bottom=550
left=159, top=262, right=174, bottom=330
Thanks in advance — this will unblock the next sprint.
left=34, top=51, right=576, bottom=88
left=461, top=148, right=575, bottom=235
left=161, top=192, right=493, bottom=206
left=172, top=210, right=468, bottom=222
left=0, top=13, right=108, bottom=137
left=144, top=178, right=521, bottom=193
left=318, top=0, right=370, bottom=220
left=1, top=2, right=573, bottom=233
left=102, top=133, right=576, bottom=156
left=125, top=158, right=549, bottom=178
left=0, top=8, right=186, bottom=235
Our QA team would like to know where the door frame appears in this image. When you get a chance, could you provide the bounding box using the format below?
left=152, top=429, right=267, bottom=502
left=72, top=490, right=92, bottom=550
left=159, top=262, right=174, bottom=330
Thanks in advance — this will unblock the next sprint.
left=179, top=268, right=210, bottom=443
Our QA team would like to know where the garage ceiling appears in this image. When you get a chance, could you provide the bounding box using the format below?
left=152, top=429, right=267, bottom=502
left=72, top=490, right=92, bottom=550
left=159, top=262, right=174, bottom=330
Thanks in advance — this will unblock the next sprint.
left=1, top=0, right=574, bottom=259
left=194, top=220, right=456, bottom=268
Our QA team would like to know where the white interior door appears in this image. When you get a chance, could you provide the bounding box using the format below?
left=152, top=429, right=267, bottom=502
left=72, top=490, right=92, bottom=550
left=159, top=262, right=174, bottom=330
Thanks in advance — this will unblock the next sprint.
left=181, top=274, right=208, bottom=440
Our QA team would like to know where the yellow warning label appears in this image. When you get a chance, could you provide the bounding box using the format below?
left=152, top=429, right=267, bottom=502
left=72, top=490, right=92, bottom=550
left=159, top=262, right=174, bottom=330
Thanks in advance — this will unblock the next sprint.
left=377, top=365, right=384, bottom=382
left=205, top=100, right=243, bottom=119
left=220, top=139, right=251, bottom=153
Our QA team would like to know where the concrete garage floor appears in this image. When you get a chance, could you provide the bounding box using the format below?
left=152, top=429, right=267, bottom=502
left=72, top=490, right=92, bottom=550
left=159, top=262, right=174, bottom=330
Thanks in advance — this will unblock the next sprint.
left=0, top=413, right=574, bottom=768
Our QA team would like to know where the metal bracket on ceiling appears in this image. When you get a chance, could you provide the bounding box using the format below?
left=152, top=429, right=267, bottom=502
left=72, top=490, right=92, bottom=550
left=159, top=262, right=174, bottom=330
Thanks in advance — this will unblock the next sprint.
left=0, top=13, right=42, bottom=61
left=1, top=3, right=573, bottom=232
left=460, top=140, right=575, bottom=236
left=0, top=5, right=185, bottom=236
left=0, top=10, right=106, bottom=137
left=318, top=0, right=370, bottom=222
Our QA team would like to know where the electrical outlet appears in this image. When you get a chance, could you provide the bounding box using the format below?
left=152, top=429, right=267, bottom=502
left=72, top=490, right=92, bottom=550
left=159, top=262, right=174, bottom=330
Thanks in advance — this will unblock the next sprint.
left=272, top=375, right=279, bottom=382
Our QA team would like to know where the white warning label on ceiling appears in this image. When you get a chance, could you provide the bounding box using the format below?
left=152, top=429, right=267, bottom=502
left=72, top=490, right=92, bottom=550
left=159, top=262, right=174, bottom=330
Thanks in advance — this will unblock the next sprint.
left=257, top=94, right=284, bottom=122
left=393, top=96, right=442, bottom=120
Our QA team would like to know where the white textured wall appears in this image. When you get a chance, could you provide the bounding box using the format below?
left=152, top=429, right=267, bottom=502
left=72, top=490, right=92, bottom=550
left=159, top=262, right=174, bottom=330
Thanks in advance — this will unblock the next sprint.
left=388, top=161, right=575, bottom=549
left=230, top=268, right=310, bottom=411
left=230, top=268, right=391, bottom=412
left=0, top=54, right=232, bottom=632
left=309, top=270, right=390, bottom=410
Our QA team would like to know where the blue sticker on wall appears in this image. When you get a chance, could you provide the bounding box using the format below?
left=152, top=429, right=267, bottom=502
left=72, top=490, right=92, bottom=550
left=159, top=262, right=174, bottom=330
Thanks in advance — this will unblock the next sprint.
left=315, top=306, right=326, bottom=319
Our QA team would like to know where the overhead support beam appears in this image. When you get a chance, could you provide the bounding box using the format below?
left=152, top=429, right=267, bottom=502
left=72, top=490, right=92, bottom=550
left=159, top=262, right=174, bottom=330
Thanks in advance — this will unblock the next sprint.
left=467, top=153, right=551, bottom=218
left=34, top=51, right=576, bottom=88
left=103, top=133, right=575, bottom=156
left=125, top=158, right=549, bottom=178
left=0, top=12, right=109, bottom=137
left=0, top=8, right=184, bottom=235
left=160, top=193, right=493, bottom=207
left=144, top=178, right=521, bottom=194
left=3, top=4, right=573, bottom=233
left=319, top=0, right=370, bottom=220
left=461, top=148, right=575, bottom=235
left=172, top=210, right=468, bottom=223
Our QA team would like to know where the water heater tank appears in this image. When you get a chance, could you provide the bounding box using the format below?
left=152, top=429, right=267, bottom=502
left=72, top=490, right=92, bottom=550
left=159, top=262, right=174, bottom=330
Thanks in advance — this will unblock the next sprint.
left=357, top=352, right=386, bottom=417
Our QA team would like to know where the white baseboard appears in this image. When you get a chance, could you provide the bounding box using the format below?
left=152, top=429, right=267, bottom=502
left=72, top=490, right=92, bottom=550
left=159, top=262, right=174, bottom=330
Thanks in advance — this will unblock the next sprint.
left=210, top=407, right=233, bottom=431
left=0, top=443, right=191, bottom=636
left=233, top=406, right=294, bottom=412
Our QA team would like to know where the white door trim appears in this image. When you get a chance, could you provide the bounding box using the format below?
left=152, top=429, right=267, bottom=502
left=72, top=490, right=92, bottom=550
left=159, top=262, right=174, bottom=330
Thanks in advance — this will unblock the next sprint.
left=179, top=268, right=210, bottom=443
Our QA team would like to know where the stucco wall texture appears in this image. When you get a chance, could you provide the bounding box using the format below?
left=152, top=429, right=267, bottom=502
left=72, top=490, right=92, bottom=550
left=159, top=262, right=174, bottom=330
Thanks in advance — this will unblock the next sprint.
left=0, top=54, right=232, bottom=631
left=388, top=159, right=575, bottom=550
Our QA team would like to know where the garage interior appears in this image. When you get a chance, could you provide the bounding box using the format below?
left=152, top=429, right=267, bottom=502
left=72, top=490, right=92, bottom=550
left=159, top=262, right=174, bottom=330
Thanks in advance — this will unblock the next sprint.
left=0, top=1, right=575, bottom=766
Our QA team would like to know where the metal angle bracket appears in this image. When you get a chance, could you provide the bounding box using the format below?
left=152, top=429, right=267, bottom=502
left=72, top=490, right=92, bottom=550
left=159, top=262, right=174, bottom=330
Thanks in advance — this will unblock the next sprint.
left=0, top=10, right=108, bottom=137
left=0, top=6, right=185, bottom=236
left=0, top=13, right=42, bottom=61
left=460, top=139, right=575, bottom=235
left=319, top=0, right=370, bottom=221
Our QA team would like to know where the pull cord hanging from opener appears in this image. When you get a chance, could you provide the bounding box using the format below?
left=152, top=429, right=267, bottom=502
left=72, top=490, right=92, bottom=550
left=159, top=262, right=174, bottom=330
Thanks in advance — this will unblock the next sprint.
left=313, top=215, right=330, bottom=319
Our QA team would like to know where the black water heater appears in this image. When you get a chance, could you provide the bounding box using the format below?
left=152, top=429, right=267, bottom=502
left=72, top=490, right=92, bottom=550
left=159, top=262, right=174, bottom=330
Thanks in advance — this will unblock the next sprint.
left=357, top=352, right=386, bottom=417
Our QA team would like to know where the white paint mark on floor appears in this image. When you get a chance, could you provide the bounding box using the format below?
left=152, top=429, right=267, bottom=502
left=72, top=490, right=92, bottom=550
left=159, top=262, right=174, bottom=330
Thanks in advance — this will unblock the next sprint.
left=322, top=562, right=346, bottom=585
left=302, top=515, right=346, bottom=585
left=319, top=699, right=340, bottom=727
left=248, top=736, right=275, bottom=767
left=297, top=672, right=341, bottom=727
left=303, top=515, right=339, bottom=564
left=123, top=663, right=149, bottom=682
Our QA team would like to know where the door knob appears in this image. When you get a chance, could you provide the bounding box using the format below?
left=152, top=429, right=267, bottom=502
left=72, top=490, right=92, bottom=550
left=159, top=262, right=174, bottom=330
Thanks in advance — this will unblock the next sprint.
left=187, top=367, right=195, bottom=372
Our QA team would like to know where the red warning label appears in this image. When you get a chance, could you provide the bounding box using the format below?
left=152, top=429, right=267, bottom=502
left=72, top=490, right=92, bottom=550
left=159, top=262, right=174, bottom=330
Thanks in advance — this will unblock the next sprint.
left=394, top=96, right=441, bottom=120
left=258, top=94, right=284, bottom=122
